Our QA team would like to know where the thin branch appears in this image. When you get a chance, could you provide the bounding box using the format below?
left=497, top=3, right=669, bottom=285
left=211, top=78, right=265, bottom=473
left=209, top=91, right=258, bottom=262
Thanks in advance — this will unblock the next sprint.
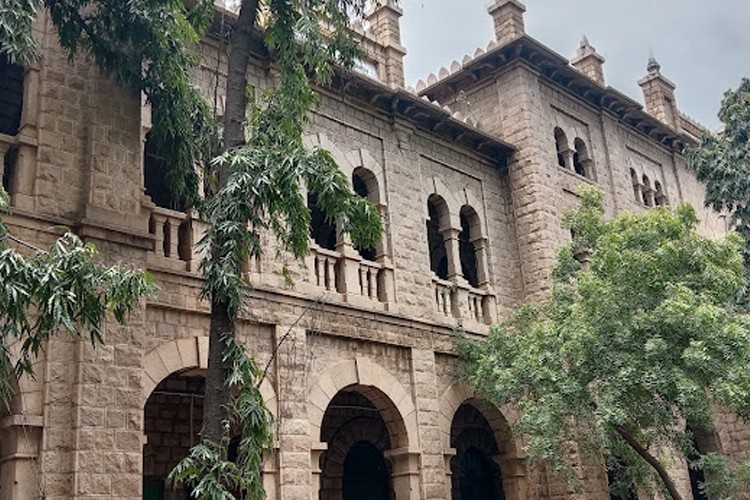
left=614, top=424, right=685, bottom=500
left=257, top=293, right=325, bottom=388
left=2, top=233, right=44, bottom=253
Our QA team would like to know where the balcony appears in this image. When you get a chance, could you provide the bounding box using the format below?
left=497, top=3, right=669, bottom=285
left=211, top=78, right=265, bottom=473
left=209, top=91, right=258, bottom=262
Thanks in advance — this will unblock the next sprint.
left=306, top=243, right=394, bottom=309
left=432, top=276, right=493, bottom=327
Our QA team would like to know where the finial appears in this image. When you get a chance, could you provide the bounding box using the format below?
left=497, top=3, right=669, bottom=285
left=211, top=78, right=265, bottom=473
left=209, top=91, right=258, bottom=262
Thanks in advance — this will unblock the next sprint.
left=580, top=35, right=590, bottom=49
left=647, top=50, right=661, bottom=74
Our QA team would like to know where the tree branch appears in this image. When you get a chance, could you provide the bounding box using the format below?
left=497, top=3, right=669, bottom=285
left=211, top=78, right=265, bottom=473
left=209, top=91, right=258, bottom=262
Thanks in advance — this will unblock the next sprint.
left=614, top=425, right=684, bottom=500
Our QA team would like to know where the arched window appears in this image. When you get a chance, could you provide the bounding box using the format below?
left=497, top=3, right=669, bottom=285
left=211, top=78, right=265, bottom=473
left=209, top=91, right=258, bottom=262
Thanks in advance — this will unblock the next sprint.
left=1, top=53, right=24, bottom=195
left=459, top=206, right=481, bottom=288
left=352, top=168, right=379, bottom=261
left=654, top=181, right=667, bottom=206
left=554, top=127, right=569, bottom=169
left=309, top=191, right=338, bottom=251
left=573, top=138, right=591, bottom=178
left=629, top=169, right=640, bottom=203
left=143, top=126, right=187, bottom=212
left=426, top=195, right=449, bottom=280
left=641, top=175, right=653, bottom=207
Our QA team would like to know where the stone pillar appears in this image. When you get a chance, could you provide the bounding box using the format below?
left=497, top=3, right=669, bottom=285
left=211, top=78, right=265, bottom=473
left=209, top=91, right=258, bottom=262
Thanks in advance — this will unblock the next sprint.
left=366, top=1, right=406, bottom=88
left=384, top=447, right=421, bottom=500
left=276, top=324, right=312, bottom=500
left=0, top=416, right=43, bottom=500
left=410, top=349, right=447, bottom=500
left=487, top=0, right=526, bottom=45
left=638, top=56, right=679, bottom=129
left=441, top=226, right=462, bottom=280
left=571, top=36, right=606, bottom=86
left=561, top=148, right=575, bottom=171
left=309, top=442, right=327, bottom=500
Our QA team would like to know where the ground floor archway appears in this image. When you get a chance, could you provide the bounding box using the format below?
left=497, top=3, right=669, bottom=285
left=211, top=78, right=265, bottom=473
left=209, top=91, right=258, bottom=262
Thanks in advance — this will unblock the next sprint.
left=450, top=402, right=506, bottom=500
left=319, top=388, right=397, bottom=500
left=142, top=368, right=205, bottom=500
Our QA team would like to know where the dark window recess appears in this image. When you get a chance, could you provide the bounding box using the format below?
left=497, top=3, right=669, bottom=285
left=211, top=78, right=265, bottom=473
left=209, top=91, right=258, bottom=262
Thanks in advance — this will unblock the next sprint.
left=309, top=192, right=337, bottom=251
left=427, top=198, right=448, bottom=279
left=3, top=146, right=18, bottom=194
left=554, top=128, right=568, bottom=168
left=687, top=428, right=709, bottom=500
left=459, top=211, right=479, bottom=287
left=143, top=133, right=186, bottom=211
left=0, top=53, right=24, bottom=136
left=573, top=151, right=585, bottom=176
left=459, top=448, right=499, bottom=500
left=352, top=172, right=377, bottom=261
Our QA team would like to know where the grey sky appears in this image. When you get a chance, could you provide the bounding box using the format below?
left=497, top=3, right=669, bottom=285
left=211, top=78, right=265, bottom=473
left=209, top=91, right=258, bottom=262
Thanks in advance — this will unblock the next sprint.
left=400, top=1, right=750, bottom=130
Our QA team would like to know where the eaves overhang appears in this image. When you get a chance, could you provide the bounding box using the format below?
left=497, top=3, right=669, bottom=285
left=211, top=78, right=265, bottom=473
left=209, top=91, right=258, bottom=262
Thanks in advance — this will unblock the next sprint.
left=418, top=35, right=697, bottom=152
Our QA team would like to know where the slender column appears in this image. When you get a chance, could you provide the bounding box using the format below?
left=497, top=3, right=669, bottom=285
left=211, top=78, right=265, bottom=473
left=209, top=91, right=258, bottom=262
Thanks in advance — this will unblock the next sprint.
left=441, top=227, right=462, bottom=280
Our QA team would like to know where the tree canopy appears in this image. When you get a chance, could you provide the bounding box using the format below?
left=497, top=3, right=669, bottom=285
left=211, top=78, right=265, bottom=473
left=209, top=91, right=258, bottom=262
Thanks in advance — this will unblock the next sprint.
left=460, top=186, right=750, bottom=500
left=2, top=1, right=383, bottom=498
left=688, top=78, right=750, bottom=292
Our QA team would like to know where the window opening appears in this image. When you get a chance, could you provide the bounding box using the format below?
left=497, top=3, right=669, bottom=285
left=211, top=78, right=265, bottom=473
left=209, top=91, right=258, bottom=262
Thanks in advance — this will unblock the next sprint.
left=554, top=127, right=568, bottom=169
left=309, top=191, right=337, bottom=251
left=573, top=138, right=590, bottom=177
left=459, top=207, right=479, bottom=288
left=143, top=131, right=187, bottom=211
left=427, top=196, right=448, bottom=280
left=352, top=170, right=377, bottom=261
left=630, top=169, right=640, bottom=202
left=0, top=53, right=24, bottom=136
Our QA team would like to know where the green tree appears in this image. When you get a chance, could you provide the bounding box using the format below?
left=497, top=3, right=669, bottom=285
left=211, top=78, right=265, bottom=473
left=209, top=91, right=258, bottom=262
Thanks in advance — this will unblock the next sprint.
left=687, top=78, right=750, bottom=293
left=459, top=186, right=750, bottom=500
left=3, top=0, right=382, bottom=497
left=0, top=186, right=154, bottom=407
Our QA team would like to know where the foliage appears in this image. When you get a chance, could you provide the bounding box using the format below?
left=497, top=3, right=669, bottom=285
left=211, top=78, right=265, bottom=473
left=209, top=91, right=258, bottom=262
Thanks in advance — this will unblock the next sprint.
left=459, top=186, right=750, bottom=498
left=1, top=0, right=215, bottom=204
left=2, top=0, right=383, bottom=497
left=168, top=333, right=272, bottom=499
left=0, top=186, right=154, bottom=408
left=687, top=78, right=750, bottom=300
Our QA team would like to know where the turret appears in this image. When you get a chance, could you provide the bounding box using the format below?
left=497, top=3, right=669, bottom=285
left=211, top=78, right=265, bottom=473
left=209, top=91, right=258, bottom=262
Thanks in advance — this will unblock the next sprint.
left=487, top=0, right=526, bottom=45
left=571, top=36, right=605, bottom=86
left=366, top=1, right=406, bottom=88
left=638, top=54, right=679, bottom=129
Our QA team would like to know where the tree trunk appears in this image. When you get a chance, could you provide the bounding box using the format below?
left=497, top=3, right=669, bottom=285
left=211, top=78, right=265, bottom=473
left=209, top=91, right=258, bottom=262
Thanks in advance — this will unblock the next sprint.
left=614, top=425, right=685, bottom=500
left=201, top=0, right=260, bottom=443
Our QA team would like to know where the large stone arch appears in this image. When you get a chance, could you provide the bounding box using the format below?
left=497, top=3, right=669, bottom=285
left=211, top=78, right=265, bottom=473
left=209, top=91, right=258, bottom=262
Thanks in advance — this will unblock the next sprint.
left=423, top=176, right=462, bottom=229
left=307, top=357, right=417, bottom=444
left=141, top=337, right=278, bottom=417
left=308, top=357, right=420, bottom=500
left=439, top=382, right=527, bottom=500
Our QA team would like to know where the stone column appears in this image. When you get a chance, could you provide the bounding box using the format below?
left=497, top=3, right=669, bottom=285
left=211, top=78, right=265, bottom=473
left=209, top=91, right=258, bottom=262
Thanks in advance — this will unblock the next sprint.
left=410, top=349, right=447, bottom=500
left=384, top=447, right=421, bottom=500
left=441, top=226, right=462, bottom=280
left=309, top=442, right=327, bottom=500
left=0, top=416, right=43, bottom=500
left=487, top=0, right=526, bottom=45
left=276, top=324, right=312, bottom=500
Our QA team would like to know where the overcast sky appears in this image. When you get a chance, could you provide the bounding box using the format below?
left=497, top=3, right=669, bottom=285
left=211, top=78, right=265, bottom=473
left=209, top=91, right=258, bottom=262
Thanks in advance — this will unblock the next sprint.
left=399, top=0, right=750, bottom=130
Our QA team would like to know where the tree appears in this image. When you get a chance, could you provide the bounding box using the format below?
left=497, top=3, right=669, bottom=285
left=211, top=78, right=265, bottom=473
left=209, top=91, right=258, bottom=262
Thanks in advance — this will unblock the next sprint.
left=0, top=185, right=153, bottom=407
left=459, top=186, right=750, bottom=500
left=3, top=0, right=382, bottom=497
left=687, top=78, right=750, bottom=292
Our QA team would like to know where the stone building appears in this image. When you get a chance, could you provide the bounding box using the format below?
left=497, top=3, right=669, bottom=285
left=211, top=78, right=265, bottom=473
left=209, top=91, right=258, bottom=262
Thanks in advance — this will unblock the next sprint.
left=0, top=1, right=744, bottom=499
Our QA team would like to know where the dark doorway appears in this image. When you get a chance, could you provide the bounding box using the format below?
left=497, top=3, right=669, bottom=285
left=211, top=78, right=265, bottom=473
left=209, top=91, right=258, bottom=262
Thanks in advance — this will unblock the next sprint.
left=342, top=441, right=390, bottom=500
left=459, top=447, right=499, bottom=500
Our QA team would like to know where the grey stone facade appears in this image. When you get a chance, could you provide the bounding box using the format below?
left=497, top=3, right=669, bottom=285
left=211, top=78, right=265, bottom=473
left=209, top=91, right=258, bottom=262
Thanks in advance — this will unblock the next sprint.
left=0, top=1, right=740, bottom=499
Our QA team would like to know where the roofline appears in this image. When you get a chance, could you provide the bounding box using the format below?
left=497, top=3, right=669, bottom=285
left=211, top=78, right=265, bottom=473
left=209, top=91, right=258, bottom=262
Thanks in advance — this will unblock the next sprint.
left=418, top=35, right=699, bottom=152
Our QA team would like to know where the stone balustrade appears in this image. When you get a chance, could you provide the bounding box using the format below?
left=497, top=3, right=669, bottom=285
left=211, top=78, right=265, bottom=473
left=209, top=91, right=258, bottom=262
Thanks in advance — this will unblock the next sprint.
left=146, top=205, right=197, bottom=272
left=433, top=276, right=493, bottom=325
left=310, top=244, right=342, bottom=293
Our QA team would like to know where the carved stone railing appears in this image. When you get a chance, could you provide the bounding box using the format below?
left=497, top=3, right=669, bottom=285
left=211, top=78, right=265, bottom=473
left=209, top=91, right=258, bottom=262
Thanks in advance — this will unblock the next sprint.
left=306, top=244, right=394, bottom=308
left=433, top=277, right=455, bottom=318
left=432, top=277, right=494, bottom=326
left=146, top=204, right=200, bottom=272
left=310, top=245, right=342, bottom=293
